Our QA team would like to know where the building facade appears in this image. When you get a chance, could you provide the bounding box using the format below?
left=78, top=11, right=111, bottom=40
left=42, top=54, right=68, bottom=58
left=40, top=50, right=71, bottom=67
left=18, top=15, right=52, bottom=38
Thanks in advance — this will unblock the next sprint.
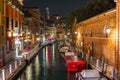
left=0, top=0, right=6, bottom=66
left=23, top=7, right=41, bottom=46
left=49, top=27, right=56, bottom=38
left=5, top=0, right=24, bottom=64
left=72, top=1, right=120, bottom=79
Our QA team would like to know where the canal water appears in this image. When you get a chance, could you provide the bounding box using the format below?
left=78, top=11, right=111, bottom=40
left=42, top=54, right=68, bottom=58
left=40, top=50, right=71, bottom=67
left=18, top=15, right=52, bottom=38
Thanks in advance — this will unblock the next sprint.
left=18, top=43, right=67, bottom=80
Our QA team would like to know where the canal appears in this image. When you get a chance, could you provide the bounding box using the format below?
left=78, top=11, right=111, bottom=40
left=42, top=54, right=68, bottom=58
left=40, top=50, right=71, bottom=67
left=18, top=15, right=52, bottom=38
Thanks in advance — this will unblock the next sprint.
left=17, top=43, right=67, bottom=80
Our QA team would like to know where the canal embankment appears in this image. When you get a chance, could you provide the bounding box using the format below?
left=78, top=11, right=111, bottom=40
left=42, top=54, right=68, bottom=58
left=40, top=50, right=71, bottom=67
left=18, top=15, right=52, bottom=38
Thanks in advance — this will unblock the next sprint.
left=0, top=40, right=57, bottom=80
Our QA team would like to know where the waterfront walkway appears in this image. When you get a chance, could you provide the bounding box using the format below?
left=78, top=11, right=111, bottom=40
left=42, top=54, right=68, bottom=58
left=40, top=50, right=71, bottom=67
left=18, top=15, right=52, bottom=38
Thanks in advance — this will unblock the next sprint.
left=0, top=44, right=40, bottom=80
left=0, top=39, right=116, bottom=80
left=0, top=40, right=55, bottom=80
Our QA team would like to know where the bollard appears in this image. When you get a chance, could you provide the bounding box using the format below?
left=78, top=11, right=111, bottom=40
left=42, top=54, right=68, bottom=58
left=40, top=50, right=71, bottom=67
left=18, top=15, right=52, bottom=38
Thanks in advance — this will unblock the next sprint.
left=19, top=59, right=21, bottom=65
left=111, top=68, right=115, bottom=78
left=26, top=54, right=28, bottom=60
left=23, top=55, right=26, bottom=60
left=82, top=52, right=84, bottom=59
left=96, top=59, right=99, bottom=67
left=15, top=61, right=17, bottom=69
left=104, top=63, right=107, bottom=73
left=2, top=69, right=5, bottom=80
left=90, top=57, right=93, bottom=63
left=25, top=54, right=27, bottom=60
left=86, top=54, right=89, bottom=62
left=9, top=65, right=12, bottom=74
left=75, top=73, right=78, bottom=78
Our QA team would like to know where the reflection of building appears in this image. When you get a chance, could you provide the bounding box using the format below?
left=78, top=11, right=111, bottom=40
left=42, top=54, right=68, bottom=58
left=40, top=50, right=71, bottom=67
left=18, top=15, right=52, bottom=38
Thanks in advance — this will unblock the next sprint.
left=23, top=7, right=41, bottom=46
left=72, top=1, right=120, bottom=78
left=0, top=0, right=6, bottom=66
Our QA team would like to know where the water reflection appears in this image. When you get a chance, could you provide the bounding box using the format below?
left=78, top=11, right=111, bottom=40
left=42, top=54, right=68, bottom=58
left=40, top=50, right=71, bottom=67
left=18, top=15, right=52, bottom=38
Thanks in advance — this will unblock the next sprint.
left=34, top=56, right=40, bottom=78
left=41, top=47, right=46, bottom=80
left=18, top=43, right=67, bottom=80
left=46, top=46, right=49, bottom=68
left=52, top=44, right=55, bottom=66
left=25, top=64, right=33, bottom=80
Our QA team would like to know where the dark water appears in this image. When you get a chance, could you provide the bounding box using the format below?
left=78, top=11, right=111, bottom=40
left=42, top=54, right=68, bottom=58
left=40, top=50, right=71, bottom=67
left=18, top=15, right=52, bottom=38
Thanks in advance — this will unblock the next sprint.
left=18, top=43, right=67, bottom=80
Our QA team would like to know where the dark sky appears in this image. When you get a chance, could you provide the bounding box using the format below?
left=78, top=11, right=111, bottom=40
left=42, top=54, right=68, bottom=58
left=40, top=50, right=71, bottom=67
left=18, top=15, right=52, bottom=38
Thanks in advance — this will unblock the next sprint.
left=24, top=0, right=92, bottom=17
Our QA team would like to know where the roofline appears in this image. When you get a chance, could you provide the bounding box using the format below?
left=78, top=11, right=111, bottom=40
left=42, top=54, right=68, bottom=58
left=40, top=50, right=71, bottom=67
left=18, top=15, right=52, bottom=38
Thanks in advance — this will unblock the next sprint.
left=77, top=8, right=116, bottom=26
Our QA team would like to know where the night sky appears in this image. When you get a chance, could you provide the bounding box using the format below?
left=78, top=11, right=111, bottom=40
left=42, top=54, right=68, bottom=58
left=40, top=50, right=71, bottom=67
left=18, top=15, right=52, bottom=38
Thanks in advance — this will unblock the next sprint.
left=24, top=0, right=92, bottom=17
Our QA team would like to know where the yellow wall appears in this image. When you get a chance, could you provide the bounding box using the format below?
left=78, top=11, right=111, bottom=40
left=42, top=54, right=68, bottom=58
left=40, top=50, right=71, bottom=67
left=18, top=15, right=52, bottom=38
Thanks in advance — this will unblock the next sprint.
left=0, top=0, right=3, bottom=13
left=0, top=0, right=6, bottom=46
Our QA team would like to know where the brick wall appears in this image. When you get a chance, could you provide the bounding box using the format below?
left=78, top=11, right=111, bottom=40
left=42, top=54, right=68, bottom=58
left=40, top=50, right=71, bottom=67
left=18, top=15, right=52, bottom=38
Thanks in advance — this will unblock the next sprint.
left=73, top=9, right=116, bottom=68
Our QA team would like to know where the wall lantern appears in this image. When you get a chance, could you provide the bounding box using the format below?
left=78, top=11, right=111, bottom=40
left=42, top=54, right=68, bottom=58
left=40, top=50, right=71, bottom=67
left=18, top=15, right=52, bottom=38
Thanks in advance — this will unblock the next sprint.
left=36, top=38, right=40, bottom=41
left=104, top=25, right=110, bottom=38
left=64, top=35, right=67, bottom=38
left=8, top=31, right=12, bottom=37
left=106, top=27, right=110, bottom=34
left=46, top=32, right=48, bottom=35
left=67, top=32, right=70, bottom=35
left=75, top=31, right=78, bottom=35
left=81, top=42, right=84, bottom=47
left=36, top=33, right=39, bottom=35
left=27, top=32, right=30, bottom=35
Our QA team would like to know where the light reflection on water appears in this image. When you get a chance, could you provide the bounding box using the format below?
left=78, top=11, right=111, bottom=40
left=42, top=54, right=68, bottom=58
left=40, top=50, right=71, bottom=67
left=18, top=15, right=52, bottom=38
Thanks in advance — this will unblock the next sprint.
left=52, top=44, right=55, bottom=66
left=25, top=64, right=33, bottom=80
left=42, top=47, right=47, bottom=80
left=18, top=43, right=67, bottom=80
left=34, top=56, right=40, bottom=78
